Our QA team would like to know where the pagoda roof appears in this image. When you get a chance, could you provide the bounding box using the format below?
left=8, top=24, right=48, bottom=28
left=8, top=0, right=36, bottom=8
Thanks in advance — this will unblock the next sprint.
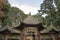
left=40, top=24, right=60, bottom=33
left=0, top=26, right=7, bottom=32
left=15, top=15, right=44, bottom=30
left=0, top=25, right=21, bottom=33
left=23, top=15, right=40, bottom=24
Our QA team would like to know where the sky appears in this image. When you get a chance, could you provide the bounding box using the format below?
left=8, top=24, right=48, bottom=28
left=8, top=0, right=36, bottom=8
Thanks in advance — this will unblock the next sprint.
left=8, top=0, right=43, bottom=15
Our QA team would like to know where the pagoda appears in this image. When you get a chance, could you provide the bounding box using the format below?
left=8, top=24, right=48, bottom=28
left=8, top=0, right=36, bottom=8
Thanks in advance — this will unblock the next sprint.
left=16, top=13, right=44, bottom=40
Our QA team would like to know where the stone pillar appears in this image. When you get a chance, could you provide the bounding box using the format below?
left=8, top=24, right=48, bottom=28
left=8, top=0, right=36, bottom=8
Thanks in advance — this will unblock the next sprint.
left=39, top=33, right=40, bottom=40
left=58, top=36, right=60, bottom=40
left=20, top=33, right=21, bottom=40
left=40, top=35, right=42, bottom=40
left=24, top=28, right=27, bottom=40
left=2, top=33, right=4, bottom=40
left=52, top=34, right=55, bottom=40
left=6, top=32, right=8, bottom=40
left=1, top=33, right=6, bottom=40
left=35, top=30, right=38, bottom=40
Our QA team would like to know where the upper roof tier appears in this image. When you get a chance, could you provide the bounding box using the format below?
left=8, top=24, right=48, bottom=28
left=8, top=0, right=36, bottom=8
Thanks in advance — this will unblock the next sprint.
left=23, top=15, right=40, bottom=24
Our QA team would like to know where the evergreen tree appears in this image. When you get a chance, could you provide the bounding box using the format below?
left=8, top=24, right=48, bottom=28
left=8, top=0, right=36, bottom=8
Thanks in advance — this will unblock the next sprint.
left=39, top=0, right=56, bottom=27
left=0, top=0, right=11, bottom=26
left=9, top=7, right=27, bottom=27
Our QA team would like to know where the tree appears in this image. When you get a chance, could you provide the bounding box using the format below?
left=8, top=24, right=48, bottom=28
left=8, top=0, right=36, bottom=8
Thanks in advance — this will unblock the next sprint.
left=39, top=0, right=57, bottom=27
left=9, top=7, right=27, bottom=27
left=53, top=0, right=60, bottom=27
left=0, top=0, right=11, bottom=26
left=38, top=0, right=60, bottom=28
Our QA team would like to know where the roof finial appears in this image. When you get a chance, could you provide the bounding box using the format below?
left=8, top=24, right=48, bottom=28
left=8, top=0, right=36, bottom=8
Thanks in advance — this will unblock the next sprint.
left=29, top=12, right=31, bottom=16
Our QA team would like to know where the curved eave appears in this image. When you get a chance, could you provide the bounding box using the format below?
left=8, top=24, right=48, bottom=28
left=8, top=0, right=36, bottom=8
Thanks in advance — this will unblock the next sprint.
left=0, top=29, right=10, bottom=33
left=0, top=26, right=8, bottom=33
left=21, top=22, right=41, bottom=26
left=15, top=22, right=44, bottom=31
left=49, top=29, right=60, bottom=33
left=40, top=28, right=60, bottom=34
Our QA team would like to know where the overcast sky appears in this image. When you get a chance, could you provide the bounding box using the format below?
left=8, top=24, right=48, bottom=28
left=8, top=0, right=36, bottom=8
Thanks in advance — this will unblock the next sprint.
left=8, top=0, right=43, bottom=15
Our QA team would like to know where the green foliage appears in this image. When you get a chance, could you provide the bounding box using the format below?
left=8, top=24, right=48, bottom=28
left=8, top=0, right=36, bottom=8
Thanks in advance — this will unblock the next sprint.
left=53, top=0, right=60, bottom=27
left=1, top=0, right=27, bottom=27
left=1, top=0, right=11, bottom=26
left=8, top=7, right=27, bottom=26
left=2, top=0, right=60, bottom=28
left=55, top=0, right=60, bottom=10
left=39, top=0, right=59, bottom=27
left=38, top=0, right=60, bottom=29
